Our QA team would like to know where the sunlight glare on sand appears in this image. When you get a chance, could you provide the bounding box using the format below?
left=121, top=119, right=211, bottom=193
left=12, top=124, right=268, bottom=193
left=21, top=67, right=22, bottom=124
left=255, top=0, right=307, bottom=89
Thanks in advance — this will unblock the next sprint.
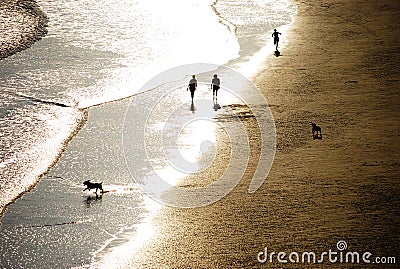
left=95, top=196, right=161, bottom=269
left=176, top=119, right=216, bottom=167
left=148, top=97, right=218, bottom=187
left=142, top=83, right=243, bottom=191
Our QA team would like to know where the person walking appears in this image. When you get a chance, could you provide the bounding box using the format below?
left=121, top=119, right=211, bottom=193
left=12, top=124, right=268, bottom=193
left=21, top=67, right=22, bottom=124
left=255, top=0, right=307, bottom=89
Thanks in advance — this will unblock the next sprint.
left=187, top=75, right=197, bottom=102
left=211, top=74, right=220, bottom=99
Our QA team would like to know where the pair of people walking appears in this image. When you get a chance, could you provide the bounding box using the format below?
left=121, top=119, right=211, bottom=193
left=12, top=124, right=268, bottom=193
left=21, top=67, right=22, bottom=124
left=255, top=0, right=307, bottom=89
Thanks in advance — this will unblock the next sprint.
left=187, top=74, right=220, bottom=102
left=187, top=29, right=281, bottom=101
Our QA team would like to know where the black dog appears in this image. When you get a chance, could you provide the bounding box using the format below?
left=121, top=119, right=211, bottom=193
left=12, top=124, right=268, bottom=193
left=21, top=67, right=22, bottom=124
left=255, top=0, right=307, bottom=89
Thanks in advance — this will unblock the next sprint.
left=83, top=180, right=103, bottom=193
left=311, top=122, right=322, bottom=139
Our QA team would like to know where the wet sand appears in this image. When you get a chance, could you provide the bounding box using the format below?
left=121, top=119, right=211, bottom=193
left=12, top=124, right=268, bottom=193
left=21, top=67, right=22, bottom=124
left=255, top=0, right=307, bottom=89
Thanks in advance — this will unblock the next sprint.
left=123, top=0, right=400, bottom=267
left=1, top=0, right=399, bottom=267
left=0, top=0, right=48, bottom=59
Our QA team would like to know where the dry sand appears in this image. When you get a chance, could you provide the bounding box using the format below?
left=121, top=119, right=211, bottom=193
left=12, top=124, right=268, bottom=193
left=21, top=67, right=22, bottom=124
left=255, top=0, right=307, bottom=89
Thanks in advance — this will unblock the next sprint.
left=125, top=0, right=400, bottom=268
left=0, top=0, right=48, bottom=59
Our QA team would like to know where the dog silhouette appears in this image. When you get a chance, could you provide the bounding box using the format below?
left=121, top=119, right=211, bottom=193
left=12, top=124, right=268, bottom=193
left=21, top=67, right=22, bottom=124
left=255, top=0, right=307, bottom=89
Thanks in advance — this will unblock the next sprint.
left=83, top=180, right=103, bottom=193
left=311, top=122, right=322, bottom=139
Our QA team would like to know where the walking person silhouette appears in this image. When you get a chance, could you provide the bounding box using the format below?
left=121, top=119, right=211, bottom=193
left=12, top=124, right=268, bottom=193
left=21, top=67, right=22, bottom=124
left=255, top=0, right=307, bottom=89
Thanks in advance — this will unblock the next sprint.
left=211, top=74, right=220, bottom=99
left=187, top=75, right=197, bottom=102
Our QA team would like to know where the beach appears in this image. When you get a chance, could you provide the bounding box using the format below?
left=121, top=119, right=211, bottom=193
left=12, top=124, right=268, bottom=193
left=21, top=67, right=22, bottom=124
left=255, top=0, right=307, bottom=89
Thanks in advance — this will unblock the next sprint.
left=0, top=0, right=399, bottom=268
left=0, top=0, right=48, bottom=59
left=118, top=0, right=400, bottom=267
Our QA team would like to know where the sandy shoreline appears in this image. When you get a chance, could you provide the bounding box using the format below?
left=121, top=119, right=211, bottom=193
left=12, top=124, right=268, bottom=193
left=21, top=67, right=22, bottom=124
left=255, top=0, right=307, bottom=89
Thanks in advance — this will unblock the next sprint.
left=0, top=0, right=399, bottom=267
left=122, top=0, right=400, bottom=267
left=0, top=0, right=48, bottom=59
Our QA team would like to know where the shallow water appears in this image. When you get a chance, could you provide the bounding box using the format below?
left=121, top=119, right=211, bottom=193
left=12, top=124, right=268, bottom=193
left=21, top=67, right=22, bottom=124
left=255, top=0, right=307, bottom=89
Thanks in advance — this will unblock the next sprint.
left=0, top=176, right=147, bottom=268
left=0, top=0, right=240, bottom=216
left=0, top=0, right=295, bottom=267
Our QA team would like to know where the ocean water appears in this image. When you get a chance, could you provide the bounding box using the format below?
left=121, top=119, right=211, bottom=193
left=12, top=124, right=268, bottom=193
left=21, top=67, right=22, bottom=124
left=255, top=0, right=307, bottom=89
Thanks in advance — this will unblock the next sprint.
left=0, top=0, right=296, bottom=267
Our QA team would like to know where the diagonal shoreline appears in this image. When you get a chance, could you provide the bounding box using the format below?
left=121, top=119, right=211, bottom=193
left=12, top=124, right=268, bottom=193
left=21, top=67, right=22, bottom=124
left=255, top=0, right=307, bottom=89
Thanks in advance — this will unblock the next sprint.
left=120, top=0, right=400, bottom=267
left=0, top=0, right=398, bottom=267
left=0, top=0, right=50, bottom=215
left=0, top=109, right=88, bottom=217
left=0, top=0, right=283, bottom=218
left=1, top=1, right=270, bottom=267
left=0, top=0, right=235, bottom=217
left=0, top=0, right=48, bottom=59
left=211, top=0, right=237, bottom=36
